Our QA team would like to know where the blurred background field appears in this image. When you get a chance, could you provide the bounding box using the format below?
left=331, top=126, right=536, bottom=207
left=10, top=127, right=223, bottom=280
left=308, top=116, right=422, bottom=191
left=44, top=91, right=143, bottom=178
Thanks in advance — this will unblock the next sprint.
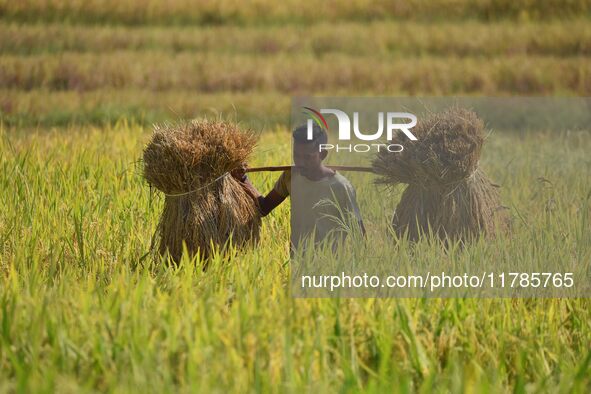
left=1, top=1, right=591, bottom=128
left=0, top=1, right=590, bottom=393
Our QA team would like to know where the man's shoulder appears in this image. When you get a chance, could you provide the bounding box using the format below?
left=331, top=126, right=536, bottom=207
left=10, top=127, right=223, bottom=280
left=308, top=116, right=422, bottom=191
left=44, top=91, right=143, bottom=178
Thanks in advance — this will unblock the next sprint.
left=326, top=173, right=358, bottom=198
left=331, top=172, right=354, bottom=189
left=273, top=170, right=291, bottom=197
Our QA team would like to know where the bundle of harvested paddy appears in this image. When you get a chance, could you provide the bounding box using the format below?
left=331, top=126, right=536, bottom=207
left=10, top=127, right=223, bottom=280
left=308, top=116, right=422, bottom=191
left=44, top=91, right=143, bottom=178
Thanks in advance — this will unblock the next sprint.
left=143, top=120, right=261, bottom=262
left=372, top=107, right=509, bottom=243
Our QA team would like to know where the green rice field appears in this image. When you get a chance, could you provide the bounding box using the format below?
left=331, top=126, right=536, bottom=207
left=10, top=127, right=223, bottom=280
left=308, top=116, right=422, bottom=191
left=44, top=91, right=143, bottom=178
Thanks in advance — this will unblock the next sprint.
left=1, top=1, right=590, bottom=392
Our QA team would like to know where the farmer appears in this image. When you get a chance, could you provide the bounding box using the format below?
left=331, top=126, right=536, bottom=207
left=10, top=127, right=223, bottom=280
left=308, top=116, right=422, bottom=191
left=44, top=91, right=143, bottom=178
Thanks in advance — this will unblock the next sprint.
left=232, top=123, right=365, bottom=252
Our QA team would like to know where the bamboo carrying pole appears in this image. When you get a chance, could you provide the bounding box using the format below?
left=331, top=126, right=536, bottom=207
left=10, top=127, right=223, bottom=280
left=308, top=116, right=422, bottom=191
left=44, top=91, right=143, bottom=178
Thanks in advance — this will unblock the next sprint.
left=245, top=165, right=375, bottom=173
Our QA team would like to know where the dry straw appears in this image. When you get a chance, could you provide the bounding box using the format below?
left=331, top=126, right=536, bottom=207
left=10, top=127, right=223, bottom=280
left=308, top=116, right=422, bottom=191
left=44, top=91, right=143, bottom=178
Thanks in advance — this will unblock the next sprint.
left=372, top=107, right=510, bottom=243
left=143, top=120, right=261, bottom=263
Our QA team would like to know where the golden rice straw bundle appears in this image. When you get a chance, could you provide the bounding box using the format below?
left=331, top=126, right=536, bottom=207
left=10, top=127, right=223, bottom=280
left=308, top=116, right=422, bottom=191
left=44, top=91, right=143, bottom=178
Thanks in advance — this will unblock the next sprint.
left=143, top=120, right=261, bottom=263
left=372, top=107, right=509, bottom=243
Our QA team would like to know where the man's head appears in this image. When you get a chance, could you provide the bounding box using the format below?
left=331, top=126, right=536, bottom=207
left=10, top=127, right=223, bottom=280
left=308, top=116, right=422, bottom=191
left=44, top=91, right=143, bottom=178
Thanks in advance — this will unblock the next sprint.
left=292, top=123, right=328, bottom=170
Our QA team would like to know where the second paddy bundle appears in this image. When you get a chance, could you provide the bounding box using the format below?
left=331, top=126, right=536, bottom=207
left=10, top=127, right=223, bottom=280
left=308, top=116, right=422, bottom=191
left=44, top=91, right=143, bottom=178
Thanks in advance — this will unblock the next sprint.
left=372, top=107, right=510, bottom=243
left=143, top=120, right=261, bottom=262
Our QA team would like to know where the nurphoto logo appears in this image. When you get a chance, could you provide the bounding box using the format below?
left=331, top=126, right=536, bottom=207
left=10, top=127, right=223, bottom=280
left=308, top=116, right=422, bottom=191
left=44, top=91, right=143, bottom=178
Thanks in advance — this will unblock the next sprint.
left=302, top=106, right=417, bottom=152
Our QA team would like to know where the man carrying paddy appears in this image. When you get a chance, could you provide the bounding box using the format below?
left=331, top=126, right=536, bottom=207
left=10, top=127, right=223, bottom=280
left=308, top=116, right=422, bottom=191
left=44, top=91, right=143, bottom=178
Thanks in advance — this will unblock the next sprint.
left=234, top=123, right=365, bottom=253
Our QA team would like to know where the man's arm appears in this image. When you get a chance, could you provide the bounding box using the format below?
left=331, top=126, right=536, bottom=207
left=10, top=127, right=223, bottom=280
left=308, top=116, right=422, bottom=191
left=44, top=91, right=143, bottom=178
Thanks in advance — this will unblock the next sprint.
left=231, top=167, right=287, bottom=217
left=240, top=177, right=287, bottom=217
